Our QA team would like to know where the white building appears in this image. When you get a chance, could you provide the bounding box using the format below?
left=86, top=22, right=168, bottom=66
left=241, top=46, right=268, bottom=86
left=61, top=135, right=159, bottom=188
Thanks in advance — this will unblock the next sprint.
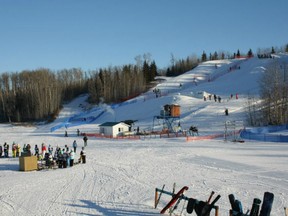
left=99, top=122, right=131, bottom=138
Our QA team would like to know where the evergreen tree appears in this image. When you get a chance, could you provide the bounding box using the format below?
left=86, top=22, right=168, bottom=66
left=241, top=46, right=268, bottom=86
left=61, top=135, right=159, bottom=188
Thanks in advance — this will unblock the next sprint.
left=201, top=51, right=207, bottom=62
left=221, top=52, right=225, bottom=60
left=236, top=49, right=241, bottom=58
left=247, top=49, right=253, bottom=58
left=142, top=60, right=150, bottom=84
left=149, top=61, right=157, bottom=81
left=213, top=51, right=218, bottom=60
left=166, top=68, right=173, bottom=76
left=271, top=46, right=275, bottom=54
left=285, top=44, right=288, bottom=53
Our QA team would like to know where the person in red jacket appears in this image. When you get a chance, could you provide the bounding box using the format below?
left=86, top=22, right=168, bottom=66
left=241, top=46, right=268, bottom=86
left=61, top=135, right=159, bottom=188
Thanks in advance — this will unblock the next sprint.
left=41, top=143, right=47, bottom=158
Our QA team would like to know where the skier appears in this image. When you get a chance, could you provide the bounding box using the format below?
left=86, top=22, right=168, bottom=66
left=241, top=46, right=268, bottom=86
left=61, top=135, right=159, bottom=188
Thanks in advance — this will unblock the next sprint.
left=41, top=143, right=47, bottom=158
left=70, top=150, right=75, bottom=167
left=62, top=149, right=68, bottom=168
left=66, top=149, right=70, bottom=167
left=12, top=143, right=17, bottom=158
left=57, top=150, right=64, bottom=168
left=77, top=129, right=80, bottom=136
left=65, top=144, right=69, bottom=152
left=136, top=126, right=140, bottom=135
left=80, top=147, right=86, bottom=164
left=23, top=144, right=27, bottom=153
left=225, top=108, right=229, bottom=116
left=16, top=144, right=21, bottom=157
left=83, top=135, right=88, bottom=147
left=26, top=144, right=31, bottom=155
left=34, top=144, right=39, bottom=157
left=4, top=142, right=9, bottom=158
left=218, top=96, right=221, bottom=103
left=189, top=126, right=199, bottom=136
left=72, top=140, right=77, bottom=153
left=48, top=145, right=53, bottom=154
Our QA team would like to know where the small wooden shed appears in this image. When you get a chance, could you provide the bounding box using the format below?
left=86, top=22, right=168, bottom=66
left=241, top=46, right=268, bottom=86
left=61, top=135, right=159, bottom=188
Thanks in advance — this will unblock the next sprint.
left=163, top=104, right=181, bottom=117
left=99, top=122, right=131, bottom=137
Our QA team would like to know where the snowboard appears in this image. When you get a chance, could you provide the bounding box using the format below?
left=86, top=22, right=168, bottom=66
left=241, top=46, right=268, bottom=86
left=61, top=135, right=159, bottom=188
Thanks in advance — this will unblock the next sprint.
left=160, top=186, right=188, bottom=214
left=259, top=192, right=274, bottom=216
left=186, top=198, right=196, bottom=214
left=250, top=198, right=261, bottom=216
left=228, top=194, right=243, bottom=215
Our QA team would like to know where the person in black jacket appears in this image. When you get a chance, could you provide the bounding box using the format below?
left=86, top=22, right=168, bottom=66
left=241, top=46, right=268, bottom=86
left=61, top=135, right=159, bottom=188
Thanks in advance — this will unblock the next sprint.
left=83, top=135, right=88, bottom=147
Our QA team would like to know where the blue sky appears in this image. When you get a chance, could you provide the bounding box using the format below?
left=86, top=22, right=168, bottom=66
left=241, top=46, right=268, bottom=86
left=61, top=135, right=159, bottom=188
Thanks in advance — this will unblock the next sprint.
left=0, top=0, right=287, bottom=73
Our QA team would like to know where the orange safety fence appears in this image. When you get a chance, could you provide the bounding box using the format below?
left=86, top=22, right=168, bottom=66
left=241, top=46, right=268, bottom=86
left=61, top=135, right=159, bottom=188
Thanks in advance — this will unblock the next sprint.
left=186, top=130, right=242, bottom=142
left=186, top=133, right=223, bottom=141
left=84, top=133, right=140, bottom=140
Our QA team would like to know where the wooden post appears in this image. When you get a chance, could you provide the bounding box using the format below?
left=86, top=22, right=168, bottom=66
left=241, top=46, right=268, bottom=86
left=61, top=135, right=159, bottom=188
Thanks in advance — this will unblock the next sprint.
left=214, top=206, right=219, bottom=216
left=154, top=188, right=158, bottom=209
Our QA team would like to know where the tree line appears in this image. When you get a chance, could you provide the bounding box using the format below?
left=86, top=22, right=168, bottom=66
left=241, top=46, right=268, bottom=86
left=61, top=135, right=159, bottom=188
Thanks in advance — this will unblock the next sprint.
left=259, top=61, right=288, bottom=125
left=247, top=61, right=288, bottom=126
left=87, top=63, right=149, bottom=104
left=0, top=58, right=157, bottom=122
left=1, top=44, right=287, bottom=123
left=0, top=68, right=87, bottom=122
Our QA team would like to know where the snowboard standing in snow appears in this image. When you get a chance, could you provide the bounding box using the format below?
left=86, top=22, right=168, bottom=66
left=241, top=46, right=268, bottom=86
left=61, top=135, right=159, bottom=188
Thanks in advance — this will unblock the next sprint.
left=250, top=198, right=261, bottom=216
left=259, top=192, right=274, bottom=216
left=228, top=194, right=244, bottom=215
left=186, top=198, right=196, bottom=214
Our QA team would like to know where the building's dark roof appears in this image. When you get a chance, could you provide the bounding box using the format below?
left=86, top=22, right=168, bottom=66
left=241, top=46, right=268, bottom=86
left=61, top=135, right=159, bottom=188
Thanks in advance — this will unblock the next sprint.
left=99, top=122, right=130, bottom=127
left=99, top=122, right=120, bottom=127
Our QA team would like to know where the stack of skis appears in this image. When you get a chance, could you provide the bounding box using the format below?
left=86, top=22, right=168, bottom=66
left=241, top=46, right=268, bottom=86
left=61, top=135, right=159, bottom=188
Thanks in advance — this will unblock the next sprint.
left=155, top=183, right=279, bottom=216
left=155, top=183, right=221, bottom=216
left=229, top=192, right=274, bottom=216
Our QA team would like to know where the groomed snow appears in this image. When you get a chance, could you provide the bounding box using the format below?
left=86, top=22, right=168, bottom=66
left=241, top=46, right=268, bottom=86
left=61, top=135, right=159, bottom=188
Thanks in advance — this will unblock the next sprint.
left=0, top=55, right=288, bottom=216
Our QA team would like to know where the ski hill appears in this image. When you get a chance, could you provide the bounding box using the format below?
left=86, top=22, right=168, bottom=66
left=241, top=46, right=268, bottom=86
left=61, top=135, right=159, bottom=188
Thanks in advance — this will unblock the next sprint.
left=50, top=54, right=287, bottom=138
left=0, top=54, right=288, bottom=216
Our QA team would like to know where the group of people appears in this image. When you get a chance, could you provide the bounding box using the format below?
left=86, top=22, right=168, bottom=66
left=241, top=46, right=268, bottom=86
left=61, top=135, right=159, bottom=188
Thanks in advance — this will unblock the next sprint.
left=0, top=140, right=87, bottom=169
left=39, top=141, right=87, bottom=168
left=203, top=94, right=221, bottom=103
left=42, top=143, right=86, bottom=169
left=0, top=142, right=24, bottom=158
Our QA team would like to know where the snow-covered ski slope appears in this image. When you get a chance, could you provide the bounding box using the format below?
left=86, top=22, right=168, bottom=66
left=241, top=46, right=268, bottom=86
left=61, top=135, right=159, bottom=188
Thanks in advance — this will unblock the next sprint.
left=51, top=54, right=285, bottom=135
left=0, top=54, right=288, bottom=216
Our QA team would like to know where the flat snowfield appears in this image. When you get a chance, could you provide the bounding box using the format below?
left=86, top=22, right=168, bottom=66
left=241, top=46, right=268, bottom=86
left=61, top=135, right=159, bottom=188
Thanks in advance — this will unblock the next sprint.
left=0, top=132, right=287, bottom=216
